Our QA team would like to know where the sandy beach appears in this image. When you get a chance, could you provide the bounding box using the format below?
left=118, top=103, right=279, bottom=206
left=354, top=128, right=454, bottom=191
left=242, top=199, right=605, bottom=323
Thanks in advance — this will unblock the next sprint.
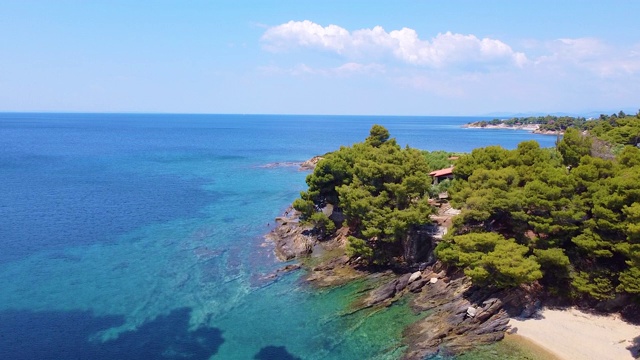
left=509, top=308, right=640, bottom=360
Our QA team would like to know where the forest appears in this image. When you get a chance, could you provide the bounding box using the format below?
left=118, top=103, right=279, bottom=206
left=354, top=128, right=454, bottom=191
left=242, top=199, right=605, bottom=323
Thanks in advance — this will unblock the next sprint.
left=294, top=112, right=640, bottom=303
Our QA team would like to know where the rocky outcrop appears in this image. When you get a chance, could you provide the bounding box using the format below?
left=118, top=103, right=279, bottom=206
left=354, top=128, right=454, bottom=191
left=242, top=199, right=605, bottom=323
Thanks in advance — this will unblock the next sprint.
left=258, top=155, right=324, bottom=171
left=265, top=210, right=315, bottom=261
left=401, top=273, right=537, bottom=359
left=342, top=265, right=527, bottom=359
left=306, top=253, right=365, bottom=287
left=299, top=156, right=324, bottom=170
left=403, top=226, right=436, bottom=265
left=339, top=264, right=539, bottom=359
left=364, top=276, right=402, bottom=307
left=265, top=206, right=539, bottom=359
left=361, top=271, right=436, bottom=307
left=266, top=209, right=362, bottom=286
left=260, top=264, right=302, bottom=281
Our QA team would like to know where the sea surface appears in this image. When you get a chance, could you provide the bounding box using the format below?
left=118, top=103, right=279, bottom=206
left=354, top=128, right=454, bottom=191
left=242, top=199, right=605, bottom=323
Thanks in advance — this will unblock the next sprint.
left=0, top=113, right=558, bottom=360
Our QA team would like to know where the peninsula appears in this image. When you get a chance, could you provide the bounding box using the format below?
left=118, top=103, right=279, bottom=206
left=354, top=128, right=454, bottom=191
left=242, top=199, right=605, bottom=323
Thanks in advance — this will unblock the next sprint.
left=268, top=112, right=640, bottom=359
left=463, top=114, right=591, bottom=135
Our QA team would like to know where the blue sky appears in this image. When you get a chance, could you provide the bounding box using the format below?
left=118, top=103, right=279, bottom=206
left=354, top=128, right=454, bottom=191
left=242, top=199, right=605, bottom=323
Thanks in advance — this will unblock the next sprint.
left=1, top=1, right=639, bottom=115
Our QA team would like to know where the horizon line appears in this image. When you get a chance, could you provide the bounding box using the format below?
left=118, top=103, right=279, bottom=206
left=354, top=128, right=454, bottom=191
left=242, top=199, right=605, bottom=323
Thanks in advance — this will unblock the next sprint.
left=0, top=110, right=626, bottom=118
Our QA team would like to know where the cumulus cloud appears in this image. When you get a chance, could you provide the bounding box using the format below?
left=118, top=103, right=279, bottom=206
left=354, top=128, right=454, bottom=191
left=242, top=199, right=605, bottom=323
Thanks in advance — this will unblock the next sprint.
left=261, top=20, right=528, bottom=68
left=262, top=20, right=350, bottom=53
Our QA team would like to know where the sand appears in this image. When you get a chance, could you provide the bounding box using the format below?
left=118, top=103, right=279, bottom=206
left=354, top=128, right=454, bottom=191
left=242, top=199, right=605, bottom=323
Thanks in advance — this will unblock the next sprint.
left=509, top=307, right=640, bottom=360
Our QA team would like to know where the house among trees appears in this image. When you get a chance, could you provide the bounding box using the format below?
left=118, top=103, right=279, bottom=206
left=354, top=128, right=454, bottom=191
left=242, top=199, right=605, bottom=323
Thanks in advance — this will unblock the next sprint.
left=429, top=167, right=454, bottom=185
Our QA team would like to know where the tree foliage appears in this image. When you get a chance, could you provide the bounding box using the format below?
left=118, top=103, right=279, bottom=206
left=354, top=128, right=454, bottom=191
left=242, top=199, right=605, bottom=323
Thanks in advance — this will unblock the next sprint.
left=440, top=115, right=640, bottom=299
left=468, top=115, right=588, bottom=132
left=294, top=125, right=436, bottom=265
left=436, top=232, right=541, bottom=288
left=294, top=115, right=640, bottom=298
left=557, top=128, right=591, bottom=167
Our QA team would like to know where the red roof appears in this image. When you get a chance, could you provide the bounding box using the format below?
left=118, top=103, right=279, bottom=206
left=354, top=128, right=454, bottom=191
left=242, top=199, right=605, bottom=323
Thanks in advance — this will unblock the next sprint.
left=429, top=167, right=454, bottom=177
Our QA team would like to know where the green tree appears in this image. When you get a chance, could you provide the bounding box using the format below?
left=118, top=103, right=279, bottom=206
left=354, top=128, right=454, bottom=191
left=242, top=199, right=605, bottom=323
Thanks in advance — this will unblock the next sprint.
left=436, top=232, right=542, bottom=288
left=444, top=114, right=640, bottom=300
left=365, top=124, right=390, bottom=147
left=308, top=212, right=336, bottom=238
left=346, top=236, right=374, bottom=262
left=293, top=125, right=435, bottom=265
left=558, top=128, right=592, bottom=167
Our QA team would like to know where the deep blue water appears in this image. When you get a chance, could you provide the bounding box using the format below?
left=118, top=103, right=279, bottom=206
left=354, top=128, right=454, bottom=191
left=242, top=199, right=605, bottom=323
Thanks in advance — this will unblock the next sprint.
left=0, top=113, right=557, bottom=359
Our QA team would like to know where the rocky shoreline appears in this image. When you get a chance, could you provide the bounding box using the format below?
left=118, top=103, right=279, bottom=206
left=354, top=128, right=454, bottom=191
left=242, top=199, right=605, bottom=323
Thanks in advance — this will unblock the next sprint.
left=257, top=155, right=325, bottom=171
left=264, top=206, right=540, bottom=359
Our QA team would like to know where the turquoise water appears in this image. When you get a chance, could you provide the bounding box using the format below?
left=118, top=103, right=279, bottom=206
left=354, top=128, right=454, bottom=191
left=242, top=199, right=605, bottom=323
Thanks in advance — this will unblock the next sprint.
left=0, top=114, right=557, bottom=359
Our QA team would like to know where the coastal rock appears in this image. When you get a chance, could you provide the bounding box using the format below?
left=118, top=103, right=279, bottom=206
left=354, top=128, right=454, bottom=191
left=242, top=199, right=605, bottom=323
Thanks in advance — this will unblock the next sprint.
left=466, top=306, right=477, bottom=318
left=356, top=271, right=432, bottom=308
left=266, top=204, right=532, bottom=359
left=259, top=161, right=302, bottom=169
left=519, top=304, right=538, bottom=318
left=408, top=277, right=429, bottom=293
left=265, top=210, right=315, bottom=261
left=254, top=264, right=302, bottom=288
left=476, top=298, right=503, bottom=322
left=408, top=271, right=422, bottom=283
left=280, top=264, right=302, bottom=273
left=306, top=266, right=363, bottom=287
left=365, top=278, right=399, bottom=306
left=299, top=156, right=323, bottom=170
left=268, top=209, right=363, bottom=287
left=401, top=275, right=517, bottom=359
left=396, top=273, right=412, bottom=293
left=403, top=226, right=436, bottom=264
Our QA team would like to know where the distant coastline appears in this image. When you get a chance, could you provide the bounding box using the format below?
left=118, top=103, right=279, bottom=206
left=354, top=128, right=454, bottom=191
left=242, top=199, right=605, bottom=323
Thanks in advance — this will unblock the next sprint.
left=463, top=122, right=563, bottom=135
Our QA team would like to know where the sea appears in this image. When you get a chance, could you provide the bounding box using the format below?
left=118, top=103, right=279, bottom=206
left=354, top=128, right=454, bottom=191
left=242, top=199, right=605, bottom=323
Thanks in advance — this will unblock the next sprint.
left=0, top=113, right=558, bottom=360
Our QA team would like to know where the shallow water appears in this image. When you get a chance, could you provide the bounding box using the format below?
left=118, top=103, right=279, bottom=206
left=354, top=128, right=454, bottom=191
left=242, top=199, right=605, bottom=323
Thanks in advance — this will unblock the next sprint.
left=0, top=113, right=557, bottom=359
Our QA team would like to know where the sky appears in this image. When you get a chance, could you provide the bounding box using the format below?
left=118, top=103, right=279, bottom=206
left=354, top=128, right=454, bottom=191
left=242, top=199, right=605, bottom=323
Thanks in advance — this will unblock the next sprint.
left=1, top=1, right=639, bottom=116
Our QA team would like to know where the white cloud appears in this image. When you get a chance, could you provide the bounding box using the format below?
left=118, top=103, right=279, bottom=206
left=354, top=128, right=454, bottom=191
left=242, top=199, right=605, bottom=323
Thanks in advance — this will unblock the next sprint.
left=333, top=62, right=386, bottom=75
left=534, top=38, right=640, bottom=77
left=261, top=20, right=350, bottom=53
left=261, top=20, right=527, bottom=69
left=259, top=23, right=640, bottom=113
left=259, top=62, right=385, bottom=77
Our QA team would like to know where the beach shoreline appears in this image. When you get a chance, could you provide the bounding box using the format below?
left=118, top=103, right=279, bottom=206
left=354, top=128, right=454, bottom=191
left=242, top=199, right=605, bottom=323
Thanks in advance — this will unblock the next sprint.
left=463, top=123, right=541, bottom=131
left=509, top=307, right=640, bottom=360
left=463, top=122, right=564, bottom=135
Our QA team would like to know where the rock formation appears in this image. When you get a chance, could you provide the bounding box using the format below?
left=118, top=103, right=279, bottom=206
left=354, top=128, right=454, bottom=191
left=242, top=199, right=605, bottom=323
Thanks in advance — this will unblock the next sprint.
left=265, top=210, right=315, bottom=261
left=299, top=156, right=323, bottom=170
left=264, top=165, right=540, bottom=358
